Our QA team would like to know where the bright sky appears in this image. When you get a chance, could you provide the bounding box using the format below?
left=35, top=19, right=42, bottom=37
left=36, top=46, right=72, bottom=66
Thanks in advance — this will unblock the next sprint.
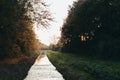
left=34, top=0, right=76, bottom=46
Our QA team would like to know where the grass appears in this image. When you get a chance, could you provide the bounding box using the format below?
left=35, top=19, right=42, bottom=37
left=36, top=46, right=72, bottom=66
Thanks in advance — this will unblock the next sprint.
left=47, top=50, right=120, bottom=80
left=0, top=54, right=39, bottom=80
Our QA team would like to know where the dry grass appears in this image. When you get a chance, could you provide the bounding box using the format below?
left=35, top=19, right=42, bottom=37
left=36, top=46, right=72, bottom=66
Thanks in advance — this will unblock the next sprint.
left=0, top=54, right=39, bottom=80
left=0, top=55, right=29, bottom=64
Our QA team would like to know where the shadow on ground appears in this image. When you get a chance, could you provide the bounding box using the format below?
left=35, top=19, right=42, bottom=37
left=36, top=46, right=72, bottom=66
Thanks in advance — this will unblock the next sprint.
left=0, top=54, right=38, bottom=80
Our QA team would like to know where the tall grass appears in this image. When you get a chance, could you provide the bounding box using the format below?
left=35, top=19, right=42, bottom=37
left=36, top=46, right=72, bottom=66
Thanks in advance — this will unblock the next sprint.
left=47, top=50, right=120, bottom=80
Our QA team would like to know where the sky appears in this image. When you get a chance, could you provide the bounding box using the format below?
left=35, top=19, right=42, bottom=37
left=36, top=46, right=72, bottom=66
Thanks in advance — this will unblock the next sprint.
left=34, top=0, right=76, bottom=46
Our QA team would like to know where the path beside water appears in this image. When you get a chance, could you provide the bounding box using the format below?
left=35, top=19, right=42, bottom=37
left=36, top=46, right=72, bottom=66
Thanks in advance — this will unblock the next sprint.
left=24, top=54, right=64, bottom=80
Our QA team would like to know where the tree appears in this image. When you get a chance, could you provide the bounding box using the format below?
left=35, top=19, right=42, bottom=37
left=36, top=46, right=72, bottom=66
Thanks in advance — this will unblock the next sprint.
left=60, top=0, right=120, bottom=59
left=24, top=0, right=53, bottom=28
left=0, top=0, right=52, bottom=59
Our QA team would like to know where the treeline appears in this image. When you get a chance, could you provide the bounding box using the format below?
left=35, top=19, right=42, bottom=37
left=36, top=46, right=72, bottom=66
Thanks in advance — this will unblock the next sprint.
left=59, top=0, right=120, bottom=59
left=0, top=0, right=52, bottom=59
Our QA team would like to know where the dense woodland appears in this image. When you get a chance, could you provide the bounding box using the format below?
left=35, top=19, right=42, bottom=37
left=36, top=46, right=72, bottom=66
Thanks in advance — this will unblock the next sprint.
left=1, top=0, right=120, bottom=60
left=0, top=0, right=120, bottom=79
left=0, top=0, right=52, bottom=59
left=59, top=0, right=120, bottom=59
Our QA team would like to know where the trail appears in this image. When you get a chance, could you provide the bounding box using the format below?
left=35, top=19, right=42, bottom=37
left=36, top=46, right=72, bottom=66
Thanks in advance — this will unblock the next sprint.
left=24, top=54, right=64, bottom=80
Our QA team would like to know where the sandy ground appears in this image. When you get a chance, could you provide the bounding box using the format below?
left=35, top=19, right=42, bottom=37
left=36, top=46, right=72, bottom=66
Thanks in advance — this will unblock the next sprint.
left=24, top=54, right=64, bottom=80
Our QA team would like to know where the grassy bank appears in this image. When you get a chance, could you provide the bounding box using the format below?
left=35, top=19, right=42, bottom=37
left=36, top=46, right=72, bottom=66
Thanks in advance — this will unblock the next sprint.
left=47, top=50, right=120, bottom=80
left=0, top=54, right=39, bottom=80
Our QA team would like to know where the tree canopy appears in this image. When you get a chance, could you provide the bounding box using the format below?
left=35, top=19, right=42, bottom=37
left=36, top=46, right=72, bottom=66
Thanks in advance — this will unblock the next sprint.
left=25, top=0, right=53, bottom=28
left=60, top=0, right=120, bottom=59
left=0, top=0, right=52, bottom=59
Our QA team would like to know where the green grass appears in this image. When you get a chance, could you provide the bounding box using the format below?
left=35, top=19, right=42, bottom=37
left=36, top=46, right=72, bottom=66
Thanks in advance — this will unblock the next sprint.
left=47, top=50, right=120, bottom=80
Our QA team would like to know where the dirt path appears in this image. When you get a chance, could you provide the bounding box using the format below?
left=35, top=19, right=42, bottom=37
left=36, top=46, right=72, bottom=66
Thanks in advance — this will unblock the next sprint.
left=24, top=54, right=64, bottom=80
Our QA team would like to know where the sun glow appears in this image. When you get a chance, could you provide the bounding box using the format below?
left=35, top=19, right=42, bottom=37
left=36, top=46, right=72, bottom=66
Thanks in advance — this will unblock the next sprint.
left=34, top=0, right=77, bottom=46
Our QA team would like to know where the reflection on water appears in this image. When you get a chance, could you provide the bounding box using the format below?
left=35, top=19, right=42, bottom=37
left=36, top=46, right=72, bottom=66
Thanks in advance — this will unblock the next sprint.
left=24, top=55, right=64, bottom=80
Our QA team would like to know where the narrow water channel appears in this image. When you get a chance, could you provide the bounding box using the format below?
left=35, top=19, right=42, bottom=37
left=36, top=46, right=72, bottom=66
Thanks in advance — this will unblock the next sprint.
left=24, top=54, right=64, bottom=80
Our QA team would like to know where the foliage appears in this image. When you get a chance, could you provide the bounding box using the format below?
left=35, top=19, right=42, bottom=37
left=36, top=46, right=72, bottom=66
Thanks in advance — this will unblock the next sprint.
left=47, top=50, right=120, bottom=80
left=24, top=0, right=53, bottom=28
left=60, top=0, right=120, bottom=59
left=49, top=44, right=62, bottom=51
left=0, top=0, right=51, bottom=59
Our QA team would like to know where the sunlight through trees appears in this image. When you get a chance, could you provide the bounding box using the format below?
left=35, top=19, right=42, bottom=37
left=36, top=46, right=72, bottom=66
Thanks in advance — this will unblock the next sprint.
left=0, top=0, right=52, bottom=59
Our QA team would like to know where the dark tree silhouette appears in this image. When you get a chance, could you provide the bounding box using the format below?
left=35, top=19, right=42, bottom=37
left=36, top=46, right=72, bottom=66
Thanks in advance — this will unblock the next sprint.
left=60, top=0, right=120, bottom=59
